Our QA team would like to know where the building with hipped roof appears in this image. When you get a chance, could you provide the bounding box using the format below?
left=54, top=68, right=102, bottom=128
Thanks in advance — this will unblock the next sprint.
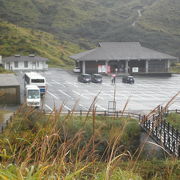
left=2, top=54, right=48, bottom=71
left=70, top=42, right=178, bottom=75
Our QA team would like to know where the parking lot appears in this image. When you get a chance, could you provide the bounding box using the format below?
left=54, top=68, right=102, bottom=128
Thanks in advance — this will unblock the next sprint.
left=16, top=68, right=180, bottom=113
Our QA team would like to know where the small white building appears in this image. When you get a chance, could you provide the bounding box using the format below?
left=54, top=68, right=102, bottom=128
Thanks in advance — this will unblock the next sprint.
left=2, top=54, right=48, bottom=71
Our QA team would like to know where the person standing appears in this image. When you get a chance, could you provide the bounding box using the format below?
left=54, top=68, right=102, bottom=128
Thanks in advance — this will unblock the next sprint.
left=111, top=74, right=116, bottom=84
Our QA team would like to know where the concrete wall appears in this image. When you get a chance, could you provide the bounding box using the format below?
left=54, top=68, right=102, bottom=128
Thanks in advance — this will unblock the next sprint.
left=0, top=86, right=20, bottom=105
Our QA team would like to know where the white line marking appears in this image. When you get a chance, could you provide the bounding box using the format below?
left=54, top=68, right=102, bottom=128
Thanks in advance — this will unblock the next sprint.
left=73, top=90, right=80, bottom=96
left=52, top=80, right=66, bottom=87
left=45, top=104, right=53, bottom=111
left=58, top=90, right=73, bottom=99
left=96, top=104, right=106, bottom=110
left=72, top=90, right=89, bottom=99
left=67, top=82, right=79, bottom=87
left=47, top=91, right=58, bottom=100
left=63, top=105, right=71, bottom=111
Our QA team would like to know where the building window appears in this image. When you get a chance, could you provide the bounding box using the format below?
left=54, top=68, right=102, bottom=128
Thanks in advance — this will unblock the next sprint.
left=24, top=61, right=28, bottom=68
left=14, top=61, right=18, bottom=68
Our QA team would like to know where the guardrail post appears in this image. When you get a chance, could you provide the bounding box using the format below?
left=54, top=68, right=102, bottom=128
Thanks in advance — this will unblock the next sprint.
left=116, top=111, right=118, bottom=118
left=152, top=122, right=154, bottom=135
left=80, top=110, right=82, bottom=120
left=80, top=110, right=82, bottom=116
left=148, top=120, right=150, bottom=130
left=166, top=122, right=170, bottom=149
left=164, top=121, right=166, bottom=147
left=176, top=130, right=179, bottom=155
left=172, top=140, right=175, bottom=154
left=172, top=127, right=174, bottom=141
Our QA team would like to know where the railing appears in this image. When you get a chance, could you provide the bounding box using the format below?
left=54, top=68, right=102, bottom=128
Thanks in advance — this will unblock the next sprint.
left=140, top=107, right=180, bottom=157
left=0, top=113, right=14, bottom=133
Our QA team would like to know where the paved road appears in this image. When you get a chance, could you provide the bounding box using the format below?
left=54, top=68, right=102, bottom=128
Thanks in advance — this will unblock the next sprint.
left=16, top=68, right=180, bottom=113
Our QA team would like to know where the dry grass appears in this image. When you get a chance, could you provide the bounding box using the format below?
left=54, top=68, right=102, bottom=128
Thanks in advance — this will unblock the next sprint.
left=0, top=90, right=180, bottom=179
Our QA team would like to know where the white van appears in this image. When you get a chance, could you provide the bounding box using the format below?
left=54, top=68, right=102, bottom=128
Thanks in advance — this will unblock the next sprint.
left=25, top=85, right=41, bottom=108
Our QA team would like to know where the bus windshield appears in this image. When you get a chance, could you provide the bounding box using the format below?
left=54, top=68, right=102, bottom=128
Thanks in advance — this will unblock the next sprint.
left=31, top=79, right=44, bottom=83
left=28, top=90, right=40, bottom=99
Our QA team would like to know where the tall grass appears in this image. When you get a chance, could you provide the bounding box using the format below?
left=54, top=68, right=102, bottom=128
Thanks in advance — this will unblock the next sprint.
left=0, top=105, right=179, bottom=179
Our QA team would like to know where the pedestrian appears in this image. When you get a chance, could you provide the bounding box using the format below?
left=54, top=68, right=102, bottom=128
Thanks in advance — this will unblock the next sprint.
left=111, top=74, right=116, bottom=84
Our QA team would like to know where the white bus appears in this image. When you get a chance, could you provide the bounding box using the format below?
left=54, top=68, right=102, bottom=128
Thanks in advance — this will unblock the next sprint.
left=24, top=72, right=46, bottom=95
left=25, top=85, right=41, bottom=108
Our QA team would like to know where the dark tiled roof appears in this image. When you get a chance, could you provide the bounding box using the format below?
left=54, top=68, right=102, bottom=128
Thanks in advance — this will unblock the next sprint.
left=3, top=55, right=48, bottom=62
left=0, top=74, right=20, bottom=86
left=70, top=42, right=178, bottom=61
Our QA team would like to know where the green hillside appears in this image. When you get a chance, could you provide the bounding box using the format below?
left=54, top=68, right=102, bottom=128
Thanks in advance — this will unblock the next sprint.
left=0, top=0, right=179, bottom=59
left=0, top=20, right=82, bottom=67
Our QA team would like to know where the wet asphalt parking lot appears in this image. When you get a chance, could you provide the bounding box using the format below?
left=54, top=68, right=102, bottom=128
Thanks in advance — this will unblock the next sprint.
left=16, top=68, right=180, bottom=113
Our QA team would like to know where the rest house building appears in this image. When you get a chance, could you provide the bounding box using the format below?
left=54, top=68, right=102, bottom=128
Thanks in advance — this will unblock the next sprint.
left=70, top=42, right=178, bottom=76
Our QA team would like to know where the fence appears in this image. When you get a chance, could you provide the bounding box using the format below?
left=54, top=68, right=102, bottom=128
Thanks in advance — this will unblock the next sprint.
left=140, top=107, right=180, bottom=157
left=0, top=113, right=14, bottom=133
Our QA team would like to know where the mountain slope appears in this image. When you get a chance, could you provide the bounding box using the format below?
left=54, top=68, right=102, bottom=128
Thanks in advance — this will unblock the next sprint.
left=0, top=0, right=179, bottom=58
left=0, top=20, right=82, bottom=67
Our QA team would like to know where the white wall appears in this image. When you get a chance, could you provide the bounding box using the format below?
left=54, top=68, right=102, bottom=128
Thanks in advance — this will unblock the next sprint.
left=4, top=61, right=48, bottom=71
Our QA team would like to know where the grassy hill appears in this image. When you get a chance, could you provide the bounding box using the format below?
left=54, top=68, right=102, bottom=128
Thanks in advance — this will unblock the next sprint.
left=0, top=0, right=179, bottom=60
left=0, top=20, right=82, bottom=67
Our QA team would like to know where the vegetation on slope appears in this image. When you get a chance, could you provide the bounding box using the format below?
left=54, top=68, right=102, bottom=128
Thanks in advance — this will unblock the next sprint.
left=166, top=112, right=180, bottom=130
left=0, top=20, right=83, bottom=67
left=0, top=0, right=179, bottom=59
left=136, top=0, right=180, bottom=57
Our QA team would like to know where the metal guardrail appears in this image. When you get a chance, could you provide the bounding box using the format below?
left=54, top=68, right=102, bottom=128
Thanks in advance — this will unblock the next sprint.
left=140, top=108, right=180, bottom=157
